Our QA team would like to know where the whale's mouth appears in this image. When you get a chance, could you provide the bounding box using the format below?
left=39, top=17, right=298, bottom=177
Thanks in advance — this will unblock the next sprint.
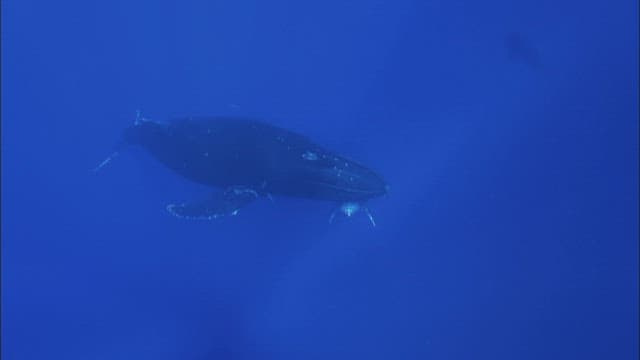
left=304, top=179, right=387, bottom=199
left=306, top=181, right=381, bottom=194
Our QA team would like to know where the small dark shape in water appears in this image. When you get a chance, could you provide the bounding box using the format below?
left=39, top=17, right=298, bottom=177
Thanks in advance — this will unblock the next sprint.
left=505, top=32, right=542, bottom=69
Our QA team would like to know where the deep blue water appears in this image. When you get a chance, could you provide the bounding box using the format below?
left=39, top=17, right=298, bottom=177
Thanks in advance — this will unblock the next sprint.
left=2, top=0, right=638, bottom=358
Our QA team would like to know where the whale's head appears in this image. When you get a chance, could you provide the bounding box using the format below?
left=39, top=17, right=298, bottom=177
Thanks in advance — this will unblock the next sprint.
left=299, top=150, right=388, bottom=202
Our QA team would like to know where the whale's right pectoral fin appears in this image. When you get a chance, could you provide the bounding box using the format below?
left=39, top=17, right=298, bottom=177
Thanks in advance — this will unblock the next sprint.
left=166, top=186, right=259, bottom=220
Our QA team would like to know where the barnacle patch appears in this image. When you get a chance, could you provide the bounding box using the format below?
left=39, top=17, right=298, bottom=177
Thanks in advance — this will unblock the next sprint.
left=302, top=151, right=319, bottom=161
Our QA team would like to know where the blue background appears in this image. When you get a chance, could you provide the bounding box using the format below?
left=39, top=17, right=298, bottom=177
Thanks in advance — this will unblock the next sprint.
left=2, top=0, right=638, bottom=358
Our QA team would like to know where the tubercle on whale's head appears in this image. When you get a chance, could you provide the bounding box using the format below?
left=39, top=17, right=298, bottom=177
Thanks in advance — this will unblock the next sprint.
left=340, top=164, right=388, bottom=200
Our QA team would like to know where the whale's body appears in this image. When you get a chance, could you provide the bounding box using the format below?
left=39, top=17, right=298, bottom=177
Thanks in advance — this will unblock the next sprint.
left=119, top=116, right=387, bottom=222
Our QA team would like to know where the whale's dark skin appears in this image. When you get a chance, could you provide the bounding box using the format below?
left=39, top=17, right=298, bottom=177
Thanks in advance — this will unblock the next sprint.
left=120, top=117, right=387, bottom=221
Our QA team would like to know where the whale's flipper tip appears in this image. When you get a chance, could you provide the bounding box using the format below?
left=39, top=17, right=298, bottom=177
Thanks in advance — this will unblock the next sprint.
left=91, top=151, right=119, bottom=174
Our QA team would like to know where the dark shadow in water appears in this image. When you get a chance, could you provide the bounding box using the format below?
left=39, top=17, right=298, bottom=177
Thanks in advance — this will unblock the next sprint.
left=505, top=32, right=542, bottom=70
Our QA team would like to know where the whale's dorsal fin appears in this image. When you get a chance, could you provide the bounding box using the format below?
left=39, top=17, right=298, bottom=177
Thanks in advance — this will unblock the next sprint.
left=166, top=186, right=259, bottom=220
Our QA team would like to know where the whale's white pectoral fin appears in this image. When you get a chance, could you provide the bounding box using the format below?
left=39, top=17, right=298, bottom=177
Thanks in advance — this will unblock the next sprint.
left=91, top=151, right=119, bottom=173
left=363, top=207, right=376, bottom=227
left=167, top=186, right=259, bottom=220
left=328, top=209, right=338, bottom=224
left=93, top=110, right=146, bottom=174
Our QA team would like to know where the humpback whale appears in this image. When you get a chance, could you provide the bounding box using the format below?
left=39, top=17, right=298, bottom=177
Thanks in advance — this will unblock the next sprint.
left=96, top=113, right=387, bottom=225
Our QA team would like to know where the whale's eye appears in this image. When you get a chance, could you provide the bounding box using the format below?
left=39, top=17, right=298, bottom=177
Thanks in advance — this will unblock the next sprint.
left=302, top=151, right=318, bottom=161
